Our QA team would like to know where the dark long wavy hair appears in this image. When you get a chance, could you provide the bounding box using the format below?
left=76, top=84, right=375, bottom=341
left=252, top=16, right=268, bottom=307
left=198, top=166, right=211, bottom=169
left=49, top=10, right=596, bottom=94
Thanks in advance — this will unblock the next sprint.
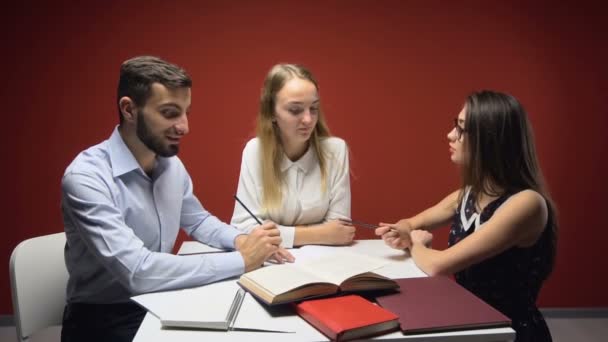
left=462, top=90, right=557, bottom=277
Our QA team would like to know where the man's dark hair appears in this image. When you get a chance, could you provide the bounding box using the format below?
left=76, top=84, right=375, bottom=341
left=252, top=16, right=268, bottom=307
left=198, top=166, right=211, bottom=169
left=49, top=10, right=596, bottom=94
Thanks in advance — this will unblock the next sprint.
left=117, top=56, right=192, bottom=124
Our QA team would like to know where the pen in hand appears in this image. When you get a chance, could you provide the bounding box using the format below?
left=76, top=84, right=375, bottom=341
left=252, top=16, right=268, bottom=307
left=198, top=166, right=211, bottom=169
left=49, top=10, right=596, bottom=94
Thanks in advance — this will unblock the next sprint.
left=233, top=195, right=263, bottom=225
left=233, top=195, right=294, bottom=264
left=340, top=218, right=398, bottom=232
left=339, top=218, right=380, bottom=229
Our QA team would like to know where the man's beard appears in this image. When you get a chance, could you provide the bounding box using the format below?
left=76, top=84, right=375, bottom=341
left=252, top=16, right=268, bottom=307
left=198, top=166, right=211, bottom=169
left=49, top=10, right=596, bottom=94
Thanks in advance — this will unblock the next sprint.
left=136, top=110, right=179, bottom=157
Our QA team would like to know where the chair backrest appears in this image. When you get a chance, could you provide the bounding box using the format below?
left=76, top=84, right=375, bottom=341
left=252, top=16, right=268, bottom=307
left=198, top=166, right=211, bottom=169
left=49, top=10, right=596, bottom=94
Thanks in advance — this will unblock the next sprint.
left=9, top=232, right=68, bottom=342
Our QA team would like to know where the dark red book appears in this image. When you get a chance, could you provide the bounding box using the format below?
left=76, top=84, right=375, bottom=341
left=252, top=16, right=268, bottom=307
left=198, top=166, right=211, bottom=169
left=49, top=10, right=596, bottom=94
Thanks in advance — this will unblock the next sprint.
left=296, top=295, right=399, bottom=341
left=376, top=277, right=511, bottom=334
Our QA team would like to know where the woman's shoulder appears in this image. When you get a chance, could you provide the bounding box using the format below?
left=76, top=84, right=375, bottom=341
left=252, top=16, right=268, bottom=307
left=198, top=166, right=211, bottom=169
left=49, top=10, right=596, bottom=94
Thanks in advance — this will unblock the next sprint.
left=320, top=136, right=348, bottom=153
left=497, top=189, right=548, bottom=228
left=242, top=137, right=260, bottom=154
left=498, top=189, right=550, bottom=247
left=239, top=137, right=262, bottom=167
left=507, top=189, right=546, bottom=210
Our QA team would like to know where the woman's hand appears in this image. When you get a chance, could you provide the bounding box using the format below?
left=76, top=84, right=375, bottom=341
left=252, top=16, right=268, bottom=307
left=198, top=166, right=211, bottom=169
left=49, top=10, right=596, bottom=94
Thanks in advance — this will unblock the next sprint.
left=319, top=220, right=356, bottom=245
left=410, top=229, right=433, bottom=247
left=375, top=219, right=413, bottom=249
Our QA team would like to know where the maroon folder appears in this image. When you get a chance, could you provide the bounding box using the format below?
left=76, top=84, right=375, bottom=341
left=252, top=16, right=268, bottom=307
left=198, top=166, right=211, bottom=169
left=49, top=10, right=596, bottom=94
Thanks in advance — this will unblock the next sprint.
left=376, top=277, right=511, bottom=334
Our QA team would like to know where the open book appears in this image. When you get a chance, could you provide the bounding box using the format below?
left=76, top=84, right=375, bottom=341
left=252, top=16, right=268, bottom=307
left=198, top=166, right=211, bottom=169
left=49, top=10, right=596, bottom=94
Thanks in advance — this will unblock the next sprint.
left=238, top=251, right=399, bottom=305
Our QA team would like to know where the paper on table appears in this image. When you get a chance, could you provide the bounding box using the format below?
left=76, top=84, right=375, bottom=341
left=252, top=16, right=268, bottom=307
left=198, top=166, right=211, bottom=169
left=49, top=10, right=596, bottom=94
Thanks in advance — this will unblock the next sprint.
left=132, top=281, right=236, bottom=330
left=234, top=294, right=316, bottom=335
left=131, top=280, right=293, bottom=332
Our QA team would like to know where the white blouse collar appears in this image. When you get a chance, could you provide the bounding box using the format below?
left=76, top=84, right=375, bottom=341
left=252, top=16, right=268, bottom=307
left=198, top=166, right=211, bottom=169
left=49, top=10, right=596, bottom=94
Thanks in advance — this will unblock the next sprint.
left=280, top=144, right=317, bottom=174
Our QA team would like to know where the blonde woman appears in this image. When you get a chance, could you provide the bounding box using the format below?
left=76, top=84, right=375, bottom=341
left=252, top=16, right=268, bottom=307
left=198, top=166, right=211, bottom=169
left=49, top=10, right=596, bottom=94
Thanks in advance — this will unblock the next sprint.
left=231, top=64, right=353, bottom=248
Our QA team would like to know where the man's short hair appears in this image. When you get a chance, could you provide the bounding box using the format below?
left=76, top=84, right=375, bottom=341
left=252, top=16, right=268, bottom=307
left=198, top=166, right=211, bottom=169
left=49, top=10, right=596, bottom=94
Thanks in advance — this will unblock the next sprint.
left=117, top=56, right=192, bottom=124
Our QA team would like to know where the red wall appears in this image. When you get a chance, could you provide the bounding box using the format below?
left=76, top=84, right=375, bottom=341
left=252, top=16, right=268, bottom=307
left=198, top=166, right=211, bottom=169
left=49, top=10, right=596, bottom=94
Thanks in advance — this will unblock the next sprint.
left=2, top=0, right=607, bottom=314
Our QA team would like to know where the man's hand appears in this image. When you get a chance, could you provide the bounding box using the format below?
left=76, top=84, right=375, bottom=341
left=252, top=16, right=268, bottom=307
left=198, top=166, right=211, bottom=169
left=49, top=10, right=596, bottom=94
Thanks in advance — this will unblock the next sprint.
left=268, top=247, right=295, bottom=264
left=236, top=222, right=282, bottom=272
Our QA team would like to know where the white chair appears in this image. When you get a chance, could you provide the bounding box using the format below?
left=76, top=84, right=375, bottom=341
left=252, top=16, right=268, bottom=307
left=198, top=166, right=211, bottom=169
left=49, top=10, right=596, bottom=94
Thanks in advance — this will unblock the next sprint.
left=9, top=232, right=68, bottom=342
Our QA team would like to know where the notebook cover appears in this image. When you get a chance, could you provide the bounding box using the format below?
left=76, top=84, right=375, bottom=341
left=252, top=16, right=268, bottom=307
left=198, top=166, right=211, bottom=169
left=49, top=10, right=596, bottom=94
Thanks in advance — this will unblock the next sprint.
left=296, top=295, right=399, bottom=341
left=376, top=277, right=511, bottom=334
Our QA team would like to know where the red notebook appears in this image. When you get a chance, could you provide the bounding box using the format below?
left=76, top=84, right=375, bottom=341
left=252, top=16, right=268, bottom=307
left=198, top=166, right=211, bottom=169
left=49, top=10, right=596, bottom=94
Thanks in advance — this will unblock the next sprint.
left=296, top=295, right=399, bottom=341
left=376, top=277, right=511, bottom=334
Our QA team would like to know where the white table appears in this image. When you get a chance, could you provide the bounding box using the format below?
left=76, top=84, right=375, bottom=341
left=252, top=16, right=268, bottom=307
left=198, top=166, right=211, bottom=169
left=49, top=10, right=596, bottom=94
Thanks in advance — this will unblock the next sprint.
left=134, top=240, right=515, bottom=341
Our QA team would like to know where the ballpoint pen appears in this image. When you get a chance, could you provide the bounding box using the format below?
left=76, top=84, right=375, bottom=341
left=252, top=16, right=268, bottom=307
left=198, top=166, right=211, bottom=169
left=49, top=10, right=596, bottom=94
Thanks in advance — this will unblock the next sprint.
left=339, top=218, right=380, bottom=229
left=233, top=195, right=263, bottom=225
left=233, top=195, right=292, bottom=264
left=340, top=218, right=398, bottom=232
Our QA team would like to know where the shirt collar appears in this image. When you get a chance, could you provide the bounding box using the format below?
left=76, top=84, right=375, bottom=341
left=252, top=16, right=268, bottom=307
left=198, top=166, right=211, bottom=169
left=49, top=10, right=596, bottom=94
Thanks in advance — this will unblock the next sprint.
left=280, top=144, right=317, bottom=174
left=107, top=126, right=145, bottom=178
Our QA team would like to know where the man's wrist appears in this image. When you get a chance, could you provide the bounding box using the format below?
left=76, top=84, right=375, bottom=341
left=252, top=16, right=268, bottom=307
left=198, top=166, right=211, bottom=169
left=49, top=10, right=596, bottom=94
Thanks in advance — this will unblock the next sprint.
left=234, top=234, right=247, bottom=250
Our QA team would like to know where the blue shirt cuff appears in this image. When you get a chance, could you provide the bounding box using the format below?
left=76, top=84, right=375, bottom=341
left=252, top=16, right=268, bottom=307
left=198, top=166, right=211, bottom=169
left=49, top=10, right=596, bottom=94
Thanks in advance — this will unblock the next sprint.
left=205, top=251, right=245, bottom=278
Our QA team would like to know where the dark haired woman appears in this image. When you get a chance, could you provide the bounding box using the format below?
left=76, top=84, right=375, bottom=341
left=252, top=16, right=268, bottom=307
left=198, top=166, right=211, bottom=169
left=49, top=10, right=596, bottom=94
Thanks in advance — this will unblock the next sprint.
left=376, top=91, right=556, bottom=342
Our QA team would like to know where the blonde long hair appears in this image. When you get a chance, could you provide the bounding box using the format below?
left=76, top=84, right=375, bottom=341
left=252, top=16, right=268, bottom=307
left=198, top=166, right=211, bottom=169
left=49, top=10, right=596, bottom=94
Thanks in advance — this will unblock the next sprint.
left=256, top=64, right=331, bottom=211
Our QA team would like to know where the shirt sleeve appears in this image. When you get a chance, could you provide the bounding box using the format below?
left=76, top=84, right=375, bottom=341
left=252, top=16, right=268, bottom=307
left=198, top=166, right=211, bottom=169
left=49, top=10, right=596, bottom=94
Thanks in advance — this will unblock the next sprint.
left=231, top=141, right=265, bottom=233
left=276, top=224, right=295, bottom=248
left=230, top=141, right=298, bottom=248
left=325, top=139, right=352, bottom=221
left=180, top=173, right=245, bottom=250
left=278, top=139, right=351, bottom=247
left=62, top=171, right=245, bottom=295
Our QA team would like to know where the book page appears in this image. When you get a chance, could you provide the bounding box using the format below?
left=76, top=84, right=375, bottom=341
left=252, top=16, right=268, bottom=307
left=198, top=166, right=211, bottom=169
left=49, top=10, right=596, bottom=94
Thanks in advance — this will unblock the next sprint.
left=241, top=263, right=330, bottom=295
left=298, top=240, right=427, bottom=279
left=298, top=251, right=389, bottom=285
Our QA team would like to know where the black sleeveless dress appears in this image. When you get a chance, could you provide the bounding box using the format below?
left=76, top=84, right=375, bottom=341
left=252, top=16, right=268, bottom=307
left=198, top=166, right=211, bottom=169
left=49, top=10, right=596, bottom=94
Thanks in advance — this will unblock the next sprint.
left=448, top=190, right=553, bottom=342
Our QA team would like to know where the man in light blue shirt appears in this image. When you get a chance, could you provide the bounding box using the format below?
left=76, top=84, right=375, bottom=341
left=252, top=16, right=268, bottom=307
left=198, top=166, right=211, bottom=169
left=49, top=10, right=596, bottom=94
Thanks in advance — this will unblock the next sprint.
left=60, top=56, right=285, bottom=342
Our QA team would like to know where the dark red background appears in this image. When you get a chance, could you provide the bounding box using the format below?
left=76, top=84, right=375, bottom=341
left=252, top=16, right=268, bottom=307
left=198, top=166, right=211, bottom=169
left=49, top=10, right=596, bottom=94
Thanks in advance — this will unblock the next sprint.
left=2, top=0, right=607, bottom=314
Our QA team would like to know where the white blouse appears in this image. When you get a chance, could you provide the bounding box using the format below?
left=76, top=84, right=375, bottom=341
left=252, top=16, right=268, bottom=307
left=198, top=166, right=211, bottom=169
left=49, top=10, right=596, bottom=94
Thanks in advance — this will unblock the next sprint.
left=230, top=137, right=351, bottom=248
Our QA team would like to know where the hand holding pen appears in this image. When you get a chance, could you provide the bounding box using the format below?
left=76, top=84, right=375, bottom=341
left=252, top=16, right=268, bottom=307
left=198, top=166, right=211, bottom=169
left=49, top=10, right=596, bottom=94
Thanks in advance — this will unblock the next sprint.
left=337, top=217, right=409, bottom=249
left=317, top=220, right=356, bottom=245
left=340, top=218, right=398, bottom=233
left=233, top=221, right=281, bottom=272
left=375, top=220, right=413, bottom=250
left=233, top=195, right=294, bottom=264
left=339, top=218, right=380, bottom=230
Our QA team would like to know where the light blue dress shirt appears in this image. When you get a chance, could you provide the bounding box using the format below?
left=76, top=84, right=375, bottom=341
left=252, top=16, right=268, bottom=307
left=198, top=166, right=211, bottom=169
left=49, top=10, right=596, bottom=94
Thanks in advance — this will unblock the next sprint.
left=62, top=127, right=245, bottom=304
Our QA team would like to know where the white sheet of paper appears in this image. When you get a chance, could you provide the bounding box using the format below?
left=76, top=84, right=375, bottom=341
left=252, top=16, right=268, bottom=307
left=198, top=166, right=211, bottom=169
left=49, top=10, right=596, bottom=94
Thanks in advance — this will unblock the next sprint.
left=132, top=280, right=293, bottom=332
